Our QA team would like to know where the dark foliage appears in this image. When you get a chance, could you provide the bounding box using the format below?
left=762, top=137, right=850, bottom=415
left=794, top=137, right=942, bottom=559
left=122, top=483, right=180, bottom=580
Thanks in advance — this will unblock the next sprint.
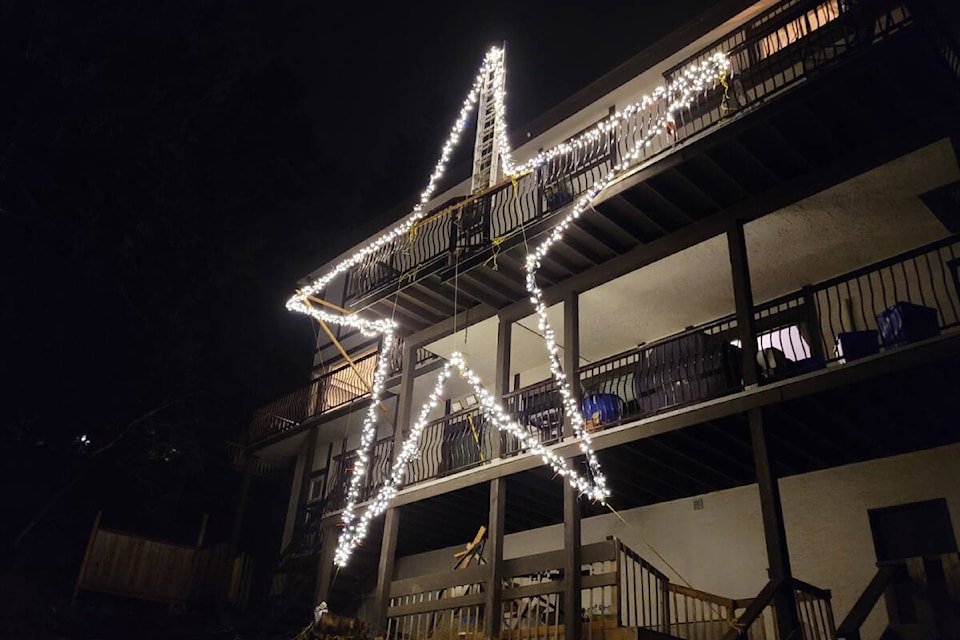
left=0, top=1, right=318, bottom=632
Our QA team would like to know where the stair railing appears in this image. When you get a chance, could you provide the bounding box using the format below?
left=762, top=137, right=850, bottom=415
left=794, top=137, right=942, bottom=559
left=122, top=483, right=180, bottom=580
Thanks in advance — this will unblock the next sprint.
left=838, top=553, right=960, bottom=640
left=793, top=578, right=837, bottom=640
left=835, top=565, right=899, bottom=640
left=720, top=578, right=836, bottom=640
left=720, top=578, right=783, bottom=640
left=666, top=583, right=739, bottom=640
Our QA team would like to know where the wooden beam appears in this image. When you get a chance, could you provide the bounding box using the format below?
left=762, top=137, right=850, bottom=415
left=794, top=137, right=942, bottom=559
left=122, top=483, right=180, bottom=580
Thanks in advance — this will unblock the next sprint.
left=727, top=219, right=759, bottom=387
left=484, top=477, right=507, bottom=638
left=563, top=480, right=582, bottom=640
left=563, top=290, right=580, bottom=439
left=637, top=181, right=694, bottom=227
left=642, top=436, right=743, bottom=488
left=293, top=427, right=319, bottom=542
left=373, top=507, right=401, bottom=637
left=564, top=223, right=620, bottom=263
left=749, top=408, right=800, bottom=640
left=605, top=192, right=669, bottom=237
left=394, top=342, right=417, bottom=459
left=668, top=427, right=755, bottom=477
left=315, top=522, right=339, bottom=604
left=493, top=317, right=512, bottom=459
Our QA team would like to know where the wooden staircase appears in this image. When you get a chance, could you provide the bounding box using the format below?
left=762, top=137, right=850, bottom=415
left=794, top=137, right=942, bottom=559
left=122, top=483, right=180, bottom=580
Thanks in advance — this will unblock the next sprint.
left=384, top=537, right=836, bottom=640
left=838, top=552, right=960, bottom=640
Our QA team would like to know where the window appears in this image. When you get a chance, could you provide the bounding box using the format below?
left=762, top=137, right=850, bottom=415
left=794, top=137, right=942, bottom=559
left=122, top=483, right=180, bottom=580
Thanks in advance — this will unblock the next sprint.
left=730, top=325, right=812, bottom=361
left=756, top=0, right=841, bottom=60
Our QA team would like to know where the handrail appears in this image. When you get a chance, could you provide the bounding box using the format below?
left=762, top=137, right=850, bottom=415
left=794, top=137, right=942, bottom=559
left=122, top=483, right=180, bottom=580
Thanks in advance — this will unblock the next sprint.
left=721, top=578, right=783, bottom=640
left=754, top=234, right=960, bottom=367
left=341, top=0, right=921, bottom=312
left=668, top=583, right=738, bottom=609
left=791, top=577, right=833, bottom=602
left=246, top=345, right=442, bottom=444
left=835, top=565, right=899, bottom=640
left=615, top=537, right=671, bottom=584
left=758, top=234, right=960, bottom=311
left=247, top=350, right=381, bottom=441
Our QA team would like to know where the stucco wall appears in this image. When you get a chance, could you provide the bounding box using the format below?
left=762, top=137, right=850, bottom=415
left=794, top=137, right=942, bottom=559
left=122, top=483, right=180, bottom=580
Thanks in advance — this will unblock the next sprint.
left=392, top=443, right=960, bottom=639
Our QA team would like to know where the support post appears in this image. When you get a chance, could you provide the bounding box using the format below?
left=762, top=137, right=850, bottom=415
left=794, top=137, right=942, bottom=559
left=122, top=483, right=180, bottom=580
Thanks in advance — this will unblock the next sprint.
left=370, top=341, right=415, bottom=636
left=394, top=340, right=417, bottom=464
left=564, top=482, right=583, bottom=640
left=374, top=507, right=401, bottom=637
left=727, top=220, right=759, bottom=387
left=494, top=315, right=512, bottom=459
left=315, top=520, right=339, bottom=605
left=562, top=285, right=584, bottom=640
left=228, top=451, right=255, bottom=560
left=293, top=427, right=320, bottom=541
left=801, top=286, right=827, bottom=360
left=750, top=408, right=800, bottom=639
left=484, top=477, right=507, bottom=638
left=562, top=291, right=581, bottom=439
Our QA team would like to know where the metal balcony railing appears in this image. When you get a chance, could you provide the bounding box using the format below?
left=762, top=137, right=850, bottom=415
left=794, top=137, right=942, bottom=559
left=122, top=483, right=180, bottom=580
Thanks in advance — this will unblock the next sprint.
left=502, top=379, right=565, bottom=456
left=753, top=234, right=960, bottom=373
left=246, top=345, right=440, bottom=444
left=404, top=405, right=492, bottom=486
left=324, top=437, right=395, bottom=513
left=342, top=0, right=918, bottom=308
left=577, top=316, right=743, bottom=429
left=316, top=235, right=959, bottom=506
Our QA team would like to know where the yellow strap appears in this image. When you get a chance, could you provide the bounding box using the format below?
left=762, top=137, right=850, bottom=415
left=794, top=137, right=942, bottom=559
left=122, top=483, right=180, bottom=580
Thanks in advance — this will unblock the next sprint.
left=466, top=414, right=485, bottom=461
left=304, top=299, right=394, bottom=426
left=719, top=67, right=731, bottom=114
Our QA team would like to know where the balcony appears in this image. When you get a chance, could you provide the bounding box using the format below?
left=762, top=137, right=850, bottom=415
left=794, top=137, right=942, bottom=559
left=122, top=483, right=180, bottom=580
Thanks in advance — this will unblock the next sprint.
left=337, top=0, right=959, bottom=331
left=246, top=344, right=440, bottom=445
left=314, top=233, right=959, bottom=519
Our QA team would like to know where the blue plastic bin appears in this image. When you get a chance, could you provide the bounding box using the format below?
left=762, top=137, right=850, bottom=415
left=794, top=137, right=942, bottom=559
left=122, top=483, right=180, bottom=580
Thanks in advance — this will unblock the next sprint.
left=876, top=302, right=939, bottom=348
left=582, top=393, right=623, bottom=431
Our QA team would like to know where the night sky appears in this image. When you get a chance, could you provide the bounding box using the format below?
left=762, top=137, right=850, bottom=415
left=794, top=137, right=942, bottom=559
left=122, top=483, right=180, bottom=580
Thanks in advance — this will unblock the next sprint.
left=0, top=0, right=717, bottom=589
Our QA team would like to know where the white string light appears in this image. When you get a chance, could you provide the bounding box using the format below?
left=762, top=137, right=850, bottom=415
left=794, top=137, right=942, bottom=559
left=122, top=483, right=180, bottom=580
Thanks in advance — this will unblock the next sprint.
left=285, top=46, right=731, bottom=567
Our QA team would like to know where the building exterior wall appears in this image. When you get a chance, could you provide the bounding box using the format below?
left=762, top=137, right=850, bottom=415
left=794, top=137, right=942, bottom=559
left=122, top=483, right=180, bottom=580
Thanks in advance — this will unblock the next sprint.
left=393, top=443, right=960, bottom=638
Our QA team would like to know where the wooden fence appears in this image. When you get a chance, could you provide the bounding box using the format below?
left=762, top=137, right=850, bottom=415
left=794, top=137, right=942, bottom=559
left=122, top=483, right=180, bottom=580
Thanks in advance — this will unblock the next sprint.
left=74, top=511, right=234, bottom=605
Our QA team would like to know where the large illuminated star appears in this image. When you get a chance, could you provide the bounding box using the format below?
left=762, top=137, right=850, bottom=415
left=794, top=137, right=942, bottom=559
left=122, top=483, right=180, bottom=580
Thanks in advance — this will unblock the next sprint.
left=285, top=46, right=731, bottom=567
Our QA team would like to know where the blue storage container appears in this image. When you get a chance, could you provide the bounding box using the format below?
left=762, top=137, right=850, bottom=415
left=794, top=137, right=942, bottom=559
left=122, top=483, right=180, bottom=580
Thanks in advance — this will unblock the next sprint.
left=876, top=301, right=939, bottom=348
left=582, top=393, right=623, bottom=431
